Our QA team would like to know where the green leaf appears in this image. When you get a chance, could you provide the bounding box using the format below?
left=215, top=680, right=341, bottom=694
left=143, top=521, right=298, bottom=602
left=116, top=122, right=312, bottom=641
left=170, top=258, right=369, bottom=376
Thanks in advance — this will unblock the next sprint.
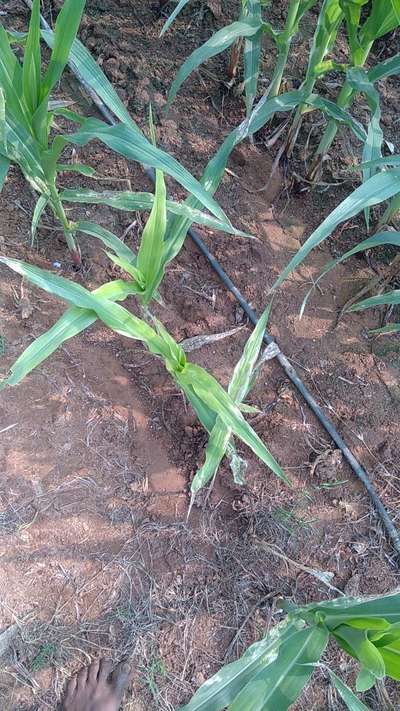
left=274, top=170, right=400, bottom=289
left=228, top=624, right=329, bottom=711
left=178, top=620, right=301, bottom=711
left=333, top=626, right=385, bottom=679
left=0, top=25, right=29, bottom=129
left=229, top=304, right=271, bottom=403
left=0, top=154, right=10, bottom=192
left=243, top=0, right=262, bottom=116
left=22, top=0, right=41, bottom=115
left=355, top=669, right=376, bottom=693
left=56, top=163, right=96, bottom=177
left=191, top=420, right=231, bottom=493
left=106, top=253, right=144, bottom=287
left=75, top=220, right=137, bottom=263
left=31, top=194, right=48, bottom=244
left=1, top=279, right=138, bottom=388
left=353, top=154, right=400, bottom=170
left=160, top=0, right=192, bottom=36
left=63, top=118, right=230, bottom=223
left=164, top=90, right=306, bottom=267
left=0, top=257, right=181, bottom=367
left=191, top=301, right=270, bottom=491
left=305, top=93, right=367, bottom=143
left=349, top=289, right=400, bottom=312
left=184, top=383, right=218, bottom=434
left=52, top=106, right=86, bottom=125
left=347, top=67, right=383, bottom=228
left=379, top=638, right=400, bottom=680
left=344, top=618, right=391, bottom=632
left=41, top=0, right=86, bottom=99
left=300, top=231, right=400, bottom=316
left=0, top=87, right=6, bottom=149
left=179, top=363, right=289, bottom=484
left=294, top=592, right=400, bottom=629
left=328, top=669, right=371, bottom=710
left=137, top=169, right=167, bottom=304
left=360, top=0, right=400, bottom=44
left=368, top=51, right=400, bottom=83
left=299, top=0, right=344, bottom=81
left=154, top=318, right=187, bottom=371
left=42, top=30, right=140, bottom=133
left=167, top=20, right=262, bottom=106
left=368, top=322, right=400, bottom=335
left=2, top=110, right=48, bottom=193
left=61, top=187, right=250, bottom=237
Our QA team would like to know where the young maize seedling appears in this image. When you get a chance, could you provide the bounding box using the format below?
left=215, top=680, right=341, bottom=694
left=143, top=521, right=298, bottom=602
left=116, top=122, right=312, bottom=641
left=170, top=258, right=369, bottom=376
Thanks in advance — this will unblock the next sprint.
left=0, top=0, right=240, bottom=265
left=310, top=0, right=400, bottom=174
left=0, top=0, right=86, bottom=264
left=180, top=590, right=400, bottom=710
left=273, top=154, right=400, bottom=335
left=0, top=254, right=288, bottom=492
left=286, top=0, right=345, bottom=155
left=190, top=303, right=273, bottom=497
left=0, top=156, right=288, bottom=492
left=163, top=0, right=319, bottom=116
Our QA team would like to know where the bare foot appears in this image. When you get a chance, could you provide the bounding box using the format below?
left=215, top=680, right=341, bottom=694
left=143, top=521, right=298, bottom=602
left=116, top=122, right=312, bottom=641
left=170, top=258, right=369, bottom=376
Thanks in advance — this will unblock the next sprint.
left=62, top=659, right=130, bottom=711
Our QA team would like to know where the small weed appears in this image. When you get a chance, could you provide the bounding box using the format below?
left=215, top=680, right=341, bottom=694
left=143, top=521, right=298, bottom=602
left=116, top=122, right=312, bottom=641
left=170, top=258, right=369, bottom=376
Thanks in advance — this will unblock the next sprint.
left=141, top=656, right=167, bottom=703
left=31, top=643, right=57, bottom=672
left=272, top=506, right=315, bottom=536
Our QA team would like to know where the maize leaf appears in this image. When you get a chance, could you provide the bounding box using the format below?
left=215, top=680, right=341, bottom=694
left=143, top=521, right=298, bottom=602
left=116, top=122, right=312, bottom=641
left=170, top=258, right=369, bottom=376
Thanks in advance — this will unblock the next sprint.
left=300, top=231, right=400, bottom=315
left=0, top=256, right=164, bottom=351
left=60, top=189, right=251, bottom=237
left=160, top=0, right=192, bottom=36
left=0, top=154, right=10, bottom=191
left=274, top=170, right=400, bottom=289
left=179, top=620, right=301, bottom=711
left=243, top=0, right=262, bottom=116
left=76, top=220, right=137, bottom=263
left=1, top=279, right=139, bottom=388
left=349, top=290, right=400, bottom=311
left=137, top=168, right=167, bottom=304
left=63, top=117, right=230, bottom=223
left=178, top=362, right=289, bottom=484
left=41, top=0, right=86, bottom=99
left=328, top=670, right=371, bottom=710
left=167, top=19, right=262, bottom=106
left=333, top=626, right=385, bottom=680
left=368, top=51, right=400, bottom=82
left=22, top=0, right=41, bottom=115
left=31, top=194, right=48, bottom=243
left=190, top=304, right=271, bottom=492
left=41, top=30, right=140, bottom=132
left=229, top=625, right=328, bottom=711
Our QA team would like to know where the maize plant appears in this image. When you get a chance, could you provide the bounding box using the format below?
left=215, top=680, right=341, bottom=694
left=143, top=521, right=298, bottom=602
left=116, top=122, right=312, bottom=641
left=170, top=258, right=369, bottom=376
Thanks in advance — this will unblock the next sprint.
left=163, top=0, right=320, bottom=115
left=273, top=153, right=400, bottom=334
left=0, top=142, right=290, bottom=492
left=179, top=590, right=400, bottom=710
left=311, top=0, right=400, bottom=174
left=0, top=0, right=242, bottom=266
left=163, top=0, right=400, bottom=183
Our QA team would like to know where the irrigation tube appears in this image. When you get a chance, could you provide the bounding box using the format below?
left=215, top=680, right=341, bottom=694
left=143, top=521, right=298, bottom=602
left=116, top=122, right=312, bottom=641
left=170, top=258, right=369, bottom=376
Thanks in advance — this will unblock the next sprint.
left=26, top=1, right=400, bottom=558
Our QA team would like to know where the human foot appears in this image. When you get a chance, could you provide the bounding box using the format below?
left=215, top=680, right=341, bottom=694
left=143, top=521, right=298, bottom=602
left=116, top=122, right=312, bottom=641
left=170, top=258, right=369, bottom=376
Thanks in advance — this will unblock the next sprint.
left=62, top=659, right=130, bottom=711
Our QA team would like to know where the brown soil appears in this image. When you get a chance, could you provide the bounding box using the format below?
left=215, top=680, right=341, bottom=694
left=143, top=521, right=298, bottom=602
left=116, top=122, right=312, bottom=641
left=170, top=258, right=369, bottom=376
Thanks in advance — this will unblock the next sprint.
left=1, top=1, right=400, bottom=710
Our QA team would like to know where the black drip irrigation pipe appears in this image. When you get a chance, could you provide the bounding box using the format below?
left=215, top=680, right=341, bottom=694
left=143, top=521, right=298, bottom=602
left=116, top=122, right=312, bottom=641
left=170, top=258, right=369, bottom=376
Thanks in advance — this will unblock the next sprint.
left=27, top=1, right=400, bottom=558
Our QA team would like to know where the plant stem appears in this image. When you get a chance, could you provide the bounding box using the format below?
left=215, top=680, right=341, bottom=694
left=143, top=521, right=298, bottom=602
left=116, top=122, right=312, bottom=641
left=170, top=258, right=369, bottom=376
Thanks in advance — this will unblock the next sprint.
left=49, top=186, right=81, bottom=265
left=268, top=0, right=302, bottom=98
left=311, top=42, right=373, bottom=172
left=286, top=0, right=344, bottom=156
